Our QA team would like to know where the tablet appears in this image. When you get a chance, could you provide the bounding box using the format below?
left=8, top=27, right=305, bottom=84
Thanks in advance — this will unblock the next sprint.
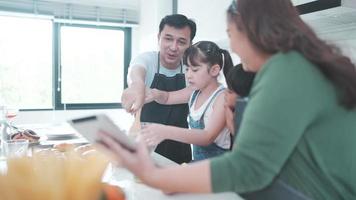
left=68, top=114, right=136, bottom=152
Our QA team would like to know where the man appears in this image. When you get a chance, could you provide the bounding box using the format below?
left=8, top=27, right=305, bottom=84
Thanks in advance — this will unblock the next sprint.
left=121, top=14, right=196, bottom=163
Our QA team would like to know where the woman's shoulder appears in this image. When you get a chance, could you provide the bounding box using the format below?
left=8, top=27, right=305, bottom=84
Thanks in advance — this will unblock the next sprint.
left=257, top=51, right=320, bottom=83
left=265, top=51, right=313, bottom=69
left=251, top=50, right=337, bottom=110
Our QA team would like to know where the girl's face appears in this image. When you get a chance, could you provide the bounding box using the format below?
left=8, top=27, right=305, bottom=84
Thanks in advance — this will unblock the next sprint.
left=224, top=89, right=238, bottom=134
left=185, top=59, right=217, bottom=90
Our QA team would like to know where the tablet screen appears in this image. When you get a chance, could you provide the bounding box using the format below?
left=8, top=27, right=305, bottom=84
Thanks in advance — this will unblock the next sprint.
left=69, top=114, right=136, bottom=152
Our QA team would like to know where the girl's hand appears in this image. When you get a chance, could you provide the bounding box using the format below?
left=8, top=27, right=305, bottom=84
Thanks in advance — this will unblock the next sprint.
left=144, top=87, right=155, bottom=103
left=140, top=123, right=168, bottom=146
left=224, top=89, right=238, bottom=135
left=144, top=88, right=168, bottom=104
left=97, top=131, right=156, bottom=182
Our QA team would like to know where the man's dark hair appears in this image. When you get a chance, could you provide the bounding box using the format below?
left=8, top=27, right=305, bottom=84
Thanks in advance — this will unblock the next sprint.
left=159, top=14, right=196, bottom=42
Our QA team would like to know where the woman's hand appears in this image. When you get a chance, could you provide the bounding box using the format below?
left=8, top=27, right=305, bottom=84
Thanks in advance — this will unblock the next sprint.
left=140, top=123, right=168, bottom=146
left=97, top=131, right=156, bottom=182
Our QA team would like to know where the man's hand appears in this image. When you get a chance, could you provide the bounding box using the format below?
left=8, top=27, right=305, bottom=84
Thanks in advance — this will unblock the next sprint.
left=121, top=82, right=146, bottom=114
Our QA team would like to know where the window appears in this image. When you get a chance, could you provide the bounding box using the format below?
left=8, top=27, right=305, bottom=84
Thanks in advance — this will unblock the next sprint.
left=0, top=15, right=52, bottom=109
left=60, top=25, right=126, bottom=107
left=0, top=15, right=131, bottom=110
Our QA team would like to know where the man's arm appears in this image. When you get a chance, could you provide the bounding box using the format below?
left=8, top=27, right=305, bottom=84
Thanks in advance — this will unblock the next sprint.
left=121, top=66, right=146, bottom=113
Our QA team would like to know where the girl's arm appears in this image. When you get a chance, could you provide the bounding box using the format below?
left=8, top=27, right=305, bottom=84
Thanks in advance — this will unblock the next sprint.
left=146, top=86, right=194, bottom=105
left=141, top=93, right=227, bottom=146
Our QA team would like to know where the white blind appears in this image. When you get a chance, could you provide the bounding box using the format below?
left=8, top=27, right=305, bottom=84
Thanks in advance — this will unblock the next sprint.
left=0, top=0, right=139, bottom=25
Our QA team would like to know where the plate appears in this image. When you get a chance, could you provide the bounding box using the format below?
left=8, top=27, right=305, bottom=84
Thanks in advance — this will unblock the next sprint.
left=45, top=133, right=78, bottom=140
left=29, top=141, right=41, bottom=147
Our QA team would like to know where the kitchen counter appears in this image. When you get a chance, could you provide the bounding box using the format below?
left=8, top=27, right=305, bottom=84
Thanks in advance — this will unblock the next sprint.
left=104, top=153, right=243, bottom=200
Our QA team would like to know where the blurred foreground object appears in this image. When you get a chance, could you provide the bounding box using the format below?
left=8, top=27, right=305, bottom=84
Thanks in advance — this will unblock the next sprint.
left=101, top=183, right=126, bottom=200
left=0, top=149, right=125, bottom=200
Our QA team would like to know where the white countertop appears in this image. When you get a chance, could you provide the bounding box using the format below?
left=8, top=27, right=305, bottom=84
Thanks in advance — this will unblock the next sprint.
left=103, top=153, right=243, bottom=200
left=1, top=121, right=244, bottom=200
left=0, top=150, right=244, bottom=200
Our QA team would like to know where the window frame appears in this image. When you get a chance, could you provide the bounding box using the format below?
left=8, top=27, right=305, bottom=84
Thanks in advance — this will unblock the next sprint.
left=0, top=15, right=131, bottom=111
left=53, top=23, right=131, bottom=110
left=0, top=15, right=54, bottom=111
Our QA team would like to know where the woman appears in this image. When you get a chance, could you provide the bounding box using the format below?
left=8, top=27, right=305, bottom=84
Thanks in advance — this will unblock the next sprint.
left=99, top=0, right=356, bottom=199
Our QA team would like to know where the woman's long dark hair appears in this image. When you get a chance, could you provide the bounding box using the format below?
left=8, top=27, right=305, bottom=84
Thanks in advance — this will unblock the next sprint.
left=227, top=0, right=356, bottom=109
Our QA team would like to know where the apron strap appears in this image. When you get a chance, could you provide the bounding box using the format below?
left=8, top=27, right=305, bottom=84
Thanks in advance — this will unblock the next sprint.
left=180, top=60, right=183, bottom=73
left=200, top=87, right=225, bottom=121
left=157, top=52, right=161, bottom=73
left=189, top=90, right=200, bottom=108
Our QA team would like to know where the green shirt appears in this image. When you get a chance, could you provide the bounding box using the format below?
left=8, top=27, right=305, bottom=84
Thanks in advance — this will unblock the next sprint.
left=210, top=51, right=356, bottom=199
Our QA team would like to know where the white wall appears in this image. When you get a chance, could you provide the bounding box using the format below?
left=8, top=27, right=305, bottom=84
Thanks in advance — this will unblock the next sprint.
left=132, top=0, right=236, bottom=59
left=178, top=0, right=230, bottom=45
left=177, top=0, right=240, bottom=63
left=131, top=0, right=173, bottom=58
left=177, top=1, right=356, bottom=64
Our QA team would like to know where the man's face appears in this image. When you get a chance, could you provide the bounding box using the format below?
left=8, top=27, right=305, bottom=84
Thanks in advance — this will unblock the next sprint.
left=158, top=25, right=191, bottom=69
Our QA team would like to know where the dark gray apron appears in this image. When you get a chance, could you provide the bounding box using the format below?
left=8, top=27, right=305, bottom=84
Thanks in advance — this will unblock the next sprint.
left=140, top=53, right=192, bottom=164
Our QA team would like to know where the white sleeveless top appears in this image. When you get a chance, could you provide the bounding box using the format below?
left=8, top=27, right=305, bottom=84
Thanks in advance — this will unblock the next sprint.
left=188, top=85, right=231, bottom=149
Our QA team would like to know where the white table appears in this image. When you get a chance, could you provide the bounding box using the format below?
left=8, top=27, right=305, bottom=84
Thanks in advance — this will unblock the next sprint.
left=2, top=122, right=244, bottom=200
left=103, top=153, right=243, bottom=200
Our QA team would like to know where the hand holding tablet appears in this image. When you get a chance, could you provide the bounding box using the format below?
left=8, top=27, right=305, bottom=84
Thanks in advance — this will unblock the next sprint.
left=69, top=114, right=136, bottom=152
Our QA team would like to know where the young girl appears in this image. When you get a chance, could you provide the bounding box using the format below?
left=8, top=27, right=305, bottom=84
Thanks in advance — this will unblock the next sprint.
left=141, top=41, right=233, bottom=161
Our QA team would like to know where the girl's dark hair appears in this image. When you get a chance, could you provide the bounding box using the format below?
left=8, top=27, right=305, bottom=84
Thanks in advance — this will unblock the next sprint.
left=183, top=41, right=233, bottom=79
left=226, top=64, right=256, bottom=97
left=227, top=0, right=356, bottom=109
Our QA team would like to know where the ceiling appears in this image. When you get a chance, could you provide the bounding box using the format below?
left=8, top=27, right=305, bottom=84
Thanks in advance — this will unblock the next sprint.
left=300, top=0, right=356, bottom=37
left=19, top=0, right=356, bottom=42
left=298, top=0, right=356, bottom=62
left=43, top=0, right=140, bottom=9
left=292, top=0, right=317, bottom=6
left=302, top=7, right=356, bottom=34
